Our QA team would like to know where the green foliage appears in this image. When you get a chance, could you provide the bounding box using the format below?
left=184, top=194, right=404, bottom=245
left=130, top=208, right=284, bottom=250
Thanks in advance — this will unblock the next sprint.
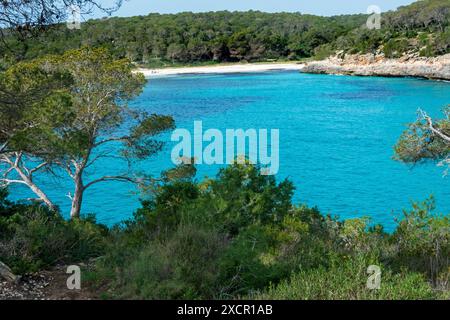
left=195, top=163, right=294, bottom=234
left=383, top=0, right=450, bottom=33
left=2, top=1, right=450, bottom=66
left=2, top=161, right=449, bottom=299
left=1, top=47, right=176, bottom=219
left=393, top=198, right=450, bottom=284
left=2, top=11, right=367, bottom=64
left=0, top=58, right=73, bottom=156
left=394, top=106, right=449, bottom=166
left=0, top=189, right=107, bottom=274
left=314, top=44, right=335, bottom=60
left=88, top=163, right=449, bottom=300
left=134, top=181, right=201, bottom=234
left=328, top=0, right=450, bottom=57
left=383, top=38, right=411, bottom=58
left=99, top=224, right=227, bottom=299
left=253, top=254, right=438, bottom=300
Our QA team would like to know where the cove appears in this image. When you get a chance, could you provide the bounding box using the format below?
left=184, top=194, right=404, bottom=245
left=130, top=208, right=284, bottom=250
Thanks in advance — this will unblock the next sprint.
left=9, top=71, right=450, bottom=231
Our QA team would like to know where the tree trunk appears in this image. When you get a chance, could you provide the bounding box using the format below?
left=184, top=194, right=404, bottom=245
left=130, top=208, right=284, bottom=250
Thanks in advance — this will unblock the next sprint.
left=70, top=172, right=84, bottom=219
left=15, top=167, right=57, bottom=212
left=0, top=261, right=20, bottom=283
left=28, top=181, right=57, bottom=211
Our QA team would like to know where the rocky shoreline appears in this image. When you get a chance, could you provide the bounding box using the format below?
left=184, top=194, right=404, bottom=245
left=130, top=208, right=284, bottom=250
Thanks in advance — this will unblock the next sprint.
left=302, top=53, right=450, bottom=81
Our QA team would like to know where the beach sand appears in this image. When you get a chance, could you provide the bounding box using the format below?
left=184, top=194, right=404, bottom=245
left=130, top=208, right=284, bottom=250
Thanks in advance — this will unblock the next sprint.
left=136, top=62, right=305, bottom=77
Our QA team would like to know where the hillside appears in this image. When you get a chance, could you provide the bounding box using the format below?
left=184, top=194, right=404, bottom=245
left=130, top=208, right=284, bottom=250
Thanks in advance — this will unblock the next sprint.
left=316, top=0, right=450, bottom=59
left=2, top=1, right=449, bottom=68
left=2, top=11, right=367, bottom=66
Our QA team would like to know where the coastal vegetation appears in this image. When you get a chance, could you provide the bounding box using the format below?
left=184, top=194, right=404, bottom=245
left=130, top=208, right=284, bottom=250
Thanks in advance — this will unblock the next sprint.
left=0, top=47, right=175, bottom=218
left=1, top=0, right=449, bottom=68
left=395, top=106, right=450, bottom=172
left=1, top=162, right=449, bottom=299
left=318, top=0, right=450, bottom=59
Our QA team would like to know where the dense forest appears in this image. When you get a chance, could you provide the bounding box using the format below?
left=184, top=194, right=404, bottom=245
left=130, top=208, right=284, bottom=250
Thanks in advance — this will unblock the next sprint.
left=2, top=0, right=449, bottom=67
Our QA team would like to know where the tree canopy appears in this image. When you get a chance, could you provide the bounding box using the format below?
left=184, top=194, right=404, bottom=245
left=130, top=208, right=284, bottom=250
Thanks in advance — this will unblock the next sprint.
left=395, top=106, right=450, bottom=174
left=3, top=0, right=449, bottom=66
left=0, top=47, right=175, bottom=218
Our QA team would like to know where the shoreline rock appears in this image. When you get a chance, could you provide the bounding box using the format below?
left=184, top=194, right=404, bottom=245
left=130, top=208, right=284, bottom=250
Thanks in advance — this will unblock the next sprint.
left=302, top=53, right=450, bottom=81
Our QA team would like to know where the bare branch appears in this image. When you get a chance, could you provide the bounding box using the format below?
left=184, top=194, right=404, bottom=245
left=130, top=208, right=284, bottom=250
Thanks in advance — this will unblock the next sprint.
left=29, top=161, right=49, bottom=176
left=93, top=136, right=130, bottom=148
left=419, top=109, right=450, bottom=143
left=84, top=150, right=122, bottom=169
left=84, top=175, right=138, bottom=190
left=0, top=154, right=14, bottom=165
left=0, top=1, right=123, bottom=39
left=0, top=152, right=56, bottom=210
left=0, top=142, right=8, bottom=154
left=0, top=178, right=28, bottom=186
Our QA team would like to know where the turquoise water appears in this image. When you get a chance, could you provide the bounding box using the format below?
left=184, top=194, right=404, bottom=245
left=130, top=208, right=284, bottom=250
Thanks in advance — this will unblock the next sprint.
left=10, top=71, right=450, bottom=230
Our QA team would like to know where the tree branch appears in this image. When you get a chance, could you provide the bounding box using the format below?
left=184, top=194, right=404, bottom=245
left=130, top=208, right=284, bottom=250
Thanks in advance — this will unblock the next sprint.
left=29, top=161, right=49, bottom=176
left=93, top=136, right=130, bottom=147
left=0, top=142, right=7, bottom=154
left=0, top=178, right=28, bottom=186
left=419, top=109, right=450, bottom=143
left=84, top=175, right=138, bottom=190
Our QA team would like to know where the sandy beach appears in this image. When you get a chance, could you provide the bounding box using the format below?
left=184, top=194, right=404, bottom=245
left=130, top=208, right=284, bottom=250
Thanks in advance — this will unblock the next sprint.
left=136, top=62, right=305, bottom=77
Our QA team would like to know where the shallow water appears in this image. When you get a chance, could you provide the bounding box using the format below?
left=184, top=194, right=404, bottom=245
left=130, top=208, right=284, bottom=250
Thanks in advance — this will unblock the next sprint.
left=10, top=71, right=450, bottom=231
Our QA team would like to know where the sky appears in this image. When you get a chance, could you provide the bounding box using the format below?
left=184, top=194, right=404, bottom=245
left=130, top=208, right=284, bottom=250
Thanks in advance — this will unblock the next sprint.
left=94, top=0, right=417, bottom=18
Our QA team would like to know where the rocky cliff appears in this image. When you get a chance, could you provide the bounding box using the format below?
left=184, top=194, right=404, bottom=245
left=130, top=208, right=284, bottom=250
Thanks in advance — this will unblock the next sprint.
left=302, top=53, right=450, bottom=81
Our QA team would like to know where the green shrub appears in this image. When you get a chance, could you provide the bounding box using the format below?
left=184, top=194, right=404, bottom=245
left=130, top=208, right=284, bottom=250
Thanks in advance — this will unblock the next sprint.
left=4, top=162, right=445, bottom=300
left=254, top=254, right=438, bottom=300
left=89, top=165, right=449, bottom=300
left=218, top=224, right=294, bottom=296
left=392, top=198, right=450, bottom=286
left=383, top=38, right=410, bottom=58
left=97, top=224, right=227, bottom=299
left=133, top=181, right=200, bottom=235
left=0, top=190, right=108, bottom=274
left=193, top=163, right=294, bottom=235
left=433, top=29, right=450, bottom=55
left=314, top=44, right=335, bottom=60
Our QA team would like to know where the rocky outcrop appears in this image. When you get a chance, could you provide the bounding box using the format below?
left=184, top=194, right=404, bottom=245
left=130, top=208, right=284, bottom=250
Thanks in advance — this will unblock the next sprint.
left=302, top=53, right=450, bottom=81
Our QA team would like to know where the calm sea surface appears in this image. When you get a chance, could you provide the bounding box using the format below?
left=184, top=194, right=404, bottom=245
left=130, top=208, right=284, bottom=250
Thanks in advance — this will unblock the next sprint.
left=11, top=71, right=450, bottom=230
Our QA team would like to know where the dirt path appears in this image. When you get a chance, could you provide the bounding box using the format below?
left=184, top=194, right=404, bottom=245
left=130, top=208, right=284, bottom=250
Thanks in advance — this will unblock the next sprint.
left=0, top=265, right=100, bottom=300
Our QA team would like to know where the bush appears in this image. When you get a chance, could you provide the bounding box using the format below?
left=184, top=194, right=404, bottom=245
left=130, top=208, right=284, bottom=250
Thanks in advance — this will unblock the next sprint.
left=191, top=163, right=294, bottom=235
left=383, top=38, right=410, bottom=58
left=133, top=180, right=200, bottom=235
left=3, top=161, right=448, bottom=300
left=0, top=189, right=108, bottom=274
left=253, top=254, right=439, bottom=300
left=97, top=224, right=227, bottom=299
left=88, top=164, right=449, bottom=300
left=314, top=44, right=335, bottom=60
left=91, top=164, right=317, bottom=298
left=392, top=198, right=450, bottom=287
